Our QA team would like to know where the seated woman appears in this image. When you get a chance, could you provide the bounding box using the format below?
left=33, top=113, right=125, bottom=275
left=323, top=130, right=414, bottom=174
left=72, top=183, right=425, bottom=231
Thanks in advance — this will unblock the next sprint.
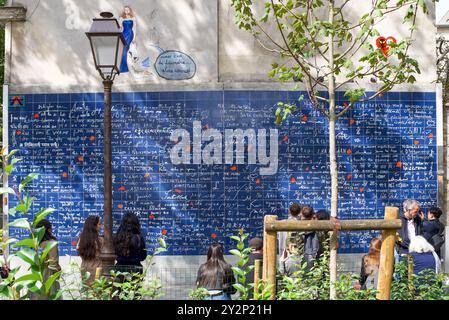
left=355, top=237, right=382, bottom=290
left=408, top=235, right=441, bottom=276
left=196, top=243, right=236, bottom=300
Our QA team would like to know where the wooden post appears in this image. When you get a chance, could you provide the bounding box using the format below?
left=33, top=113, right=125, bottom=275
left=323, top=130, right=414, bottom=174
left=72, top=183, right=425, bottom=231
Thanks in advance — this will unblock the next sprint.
left=407, top=254, right=414, bottom=294
left=263, top=215, right=277, bottom=300
left=254, top=259, right=261, bottom=297
left=376, top=206, right=399, bottom=300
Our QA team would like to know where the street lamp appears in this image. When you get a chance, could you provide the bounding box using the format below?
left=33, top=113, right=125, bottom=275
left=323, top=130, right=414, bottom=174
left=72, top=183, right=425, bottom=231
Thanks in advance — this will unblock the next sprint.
left=86, top=12, right=125, bottom=273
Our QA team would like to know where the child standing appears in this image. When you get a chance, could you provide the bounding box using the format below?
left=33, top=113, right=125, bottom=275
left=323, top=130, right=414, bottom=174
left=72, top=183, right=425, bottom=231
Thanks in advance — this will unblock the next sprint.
left=420, top=206, right=445, bottom=258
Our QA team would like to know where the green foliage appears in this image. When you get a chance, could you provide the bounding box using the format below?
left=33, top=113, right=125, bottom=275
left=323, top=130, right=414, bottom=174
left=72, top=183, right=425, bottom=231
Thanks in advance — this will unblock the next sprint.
left=334, top=273, right=377, bottom=300
left=229, top=228, right=254, bottom=300
left=277, top=240, right=449, bottom=300
left=0, top=148, right=61, bottom=300
left=277, top=234, right=330, bottom=300
left=229, top=228, right=272, bottom=300
left=230, top=0, right=433, bottom=122
left=252, top=279, right=273, bottom=300
left=84, top=268, right=163, bottom=300
left=189, top=287, right=209, bottom=300
left=390, top=259, right=449, bottom=300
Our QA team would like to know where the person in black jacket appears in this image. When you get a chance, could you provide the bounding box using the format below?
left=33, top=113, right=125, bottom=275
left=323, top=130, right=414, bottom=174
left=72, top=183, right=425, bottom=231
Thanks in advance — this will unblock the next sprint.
left=396, top=199, right=423, bottom=255
left=420, top=206, right=445, bottom=258
left=114, top=212, right=147, bottom=275
left=196, top=243, right=236, bottom=300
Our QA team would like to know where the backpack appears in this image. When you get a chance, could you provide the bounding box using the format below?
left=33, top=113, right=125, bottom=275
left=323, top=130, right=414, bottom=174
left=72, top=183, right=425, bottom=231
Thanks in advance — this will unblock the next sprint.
left=303, top=232, right=321, bottom=262
left=430, top=233, right=445, bottom=252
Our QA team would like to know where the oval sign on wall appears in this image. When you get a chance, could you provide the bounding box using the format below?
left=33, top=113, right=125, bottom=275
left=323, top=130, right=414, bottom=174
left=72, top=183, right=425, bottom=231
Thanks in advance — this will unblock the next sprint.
left=154, top=50, right=196, bottom=80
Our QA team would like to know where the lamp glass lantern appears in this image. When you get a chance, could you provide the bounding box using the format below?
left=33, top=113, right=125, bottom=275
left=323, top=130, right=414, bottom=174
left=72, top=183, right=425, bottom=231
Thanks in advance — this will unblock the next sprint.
left=86, top=12, right=125, bottom=80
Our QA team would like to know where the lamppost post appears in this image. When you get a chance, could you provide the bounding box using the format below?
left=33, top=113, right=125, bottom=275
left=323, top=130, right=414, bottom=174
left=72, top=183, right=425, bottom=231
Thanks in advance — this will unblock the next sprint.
left=101, top=78, right=115, bottom=271
left=86, top=12, right=125, bottom=274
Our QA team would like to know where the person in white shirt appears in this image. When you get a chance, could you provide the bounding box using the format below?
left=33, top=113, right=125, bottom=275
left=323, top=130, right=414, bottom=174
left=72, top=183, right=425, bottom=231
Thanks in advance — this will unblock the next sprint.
left=396, top=199, right=423, bottom=255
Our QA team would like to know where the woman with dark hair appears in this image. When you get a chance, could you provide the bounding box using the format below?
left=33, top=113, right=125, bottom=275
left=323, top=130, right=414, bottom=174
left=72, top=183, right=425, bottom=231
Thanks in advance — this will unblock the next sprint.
left=196, top=243, right=236, bottom=300
left=113, top=212, right=147, bottom=274
left=34, top=219, right=61, bottom=299
left=77, top=215, right=103, bottom=285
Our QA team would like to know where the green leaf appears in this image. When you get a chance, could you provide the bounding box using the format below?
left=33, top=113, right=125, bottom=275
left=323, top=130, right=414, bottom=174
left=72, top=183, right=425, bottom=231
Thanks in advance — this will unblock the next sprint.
left=238, top=257, right=249, bottom=267
left=229, top=249, right=243, bottom=258
left=7, top=149, right=19, bottom=159
left=158, top=238, right=167, bottom=248
left=45, top=271, right=61, bottom=294
left=13, top=238, right=37, bottom=249
left=35, top=226, right=46, bottom=245
left=407, top=75, right=416, bottom=83
left=40, top=241, right=58, bottom=266
left=7, top=218, right=31, bottom=230
left=231, top=267, right=245, bottom=277
left=5, top=158, right=22, bottom=175
left=19, top=173, right=39, bottom=192
left=23, top=196, right=35, bottom=212
left=275, top=114, right=282, bottom=125
left=15, top=203, right=28, bottom=214
left=374, top=9, right=383, bottom=17
left=15, top=248, right=39, bottom=265
left=233, top=283, right=246, bottom=293
left=343, top=59, right=353, bottom=69
left=33, top=207, right=56, bottom=228
left=229, top=236, right=241, bottom=242
left=14, top=273, right=42, bottom=283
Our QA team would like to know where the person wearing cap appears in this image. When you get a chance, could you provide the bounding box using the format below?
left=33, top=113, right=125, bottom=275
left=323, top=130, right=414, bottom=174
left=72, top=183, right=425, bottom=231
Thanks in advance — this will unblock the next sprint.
left=245, top=237, right=263, bottom=299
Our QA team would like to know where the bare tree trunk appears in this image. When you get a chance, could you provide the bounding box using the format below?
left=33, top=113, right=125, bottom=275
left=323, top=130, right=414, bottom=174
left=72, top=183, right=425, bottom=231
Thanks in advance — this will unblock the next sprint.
left=328, top=0, right=338, bottom=300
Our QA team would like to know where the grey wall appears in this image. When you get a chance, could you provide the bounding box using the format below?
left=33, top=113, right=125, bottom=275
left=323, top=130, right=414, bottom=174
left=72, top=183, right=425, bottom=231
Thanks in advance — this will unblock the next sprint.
left=8, top=0, right=437, bottom=93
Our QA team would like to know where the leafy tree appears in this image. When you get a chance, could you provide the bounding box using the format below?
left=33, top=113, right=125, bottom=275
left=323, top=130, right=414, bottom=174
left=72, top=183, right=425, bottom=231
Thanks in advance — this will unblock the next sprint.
left=230, top=0, right=435, bottom=298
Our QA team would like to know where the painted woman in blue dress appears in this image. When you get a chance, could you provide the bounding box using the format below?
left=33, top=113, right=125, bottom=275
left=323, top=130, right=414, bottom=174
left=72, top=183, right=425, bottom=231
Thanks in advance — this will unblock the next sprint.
left=119, top=6, right=136, bottom=73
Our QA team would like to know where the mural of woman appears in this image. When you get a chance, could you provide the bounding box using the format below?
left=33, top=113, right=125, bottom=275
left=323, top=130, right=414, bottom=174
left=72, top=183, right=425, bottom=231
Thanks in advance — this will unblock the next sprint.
left=119, top=6, right=137, bottom=73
